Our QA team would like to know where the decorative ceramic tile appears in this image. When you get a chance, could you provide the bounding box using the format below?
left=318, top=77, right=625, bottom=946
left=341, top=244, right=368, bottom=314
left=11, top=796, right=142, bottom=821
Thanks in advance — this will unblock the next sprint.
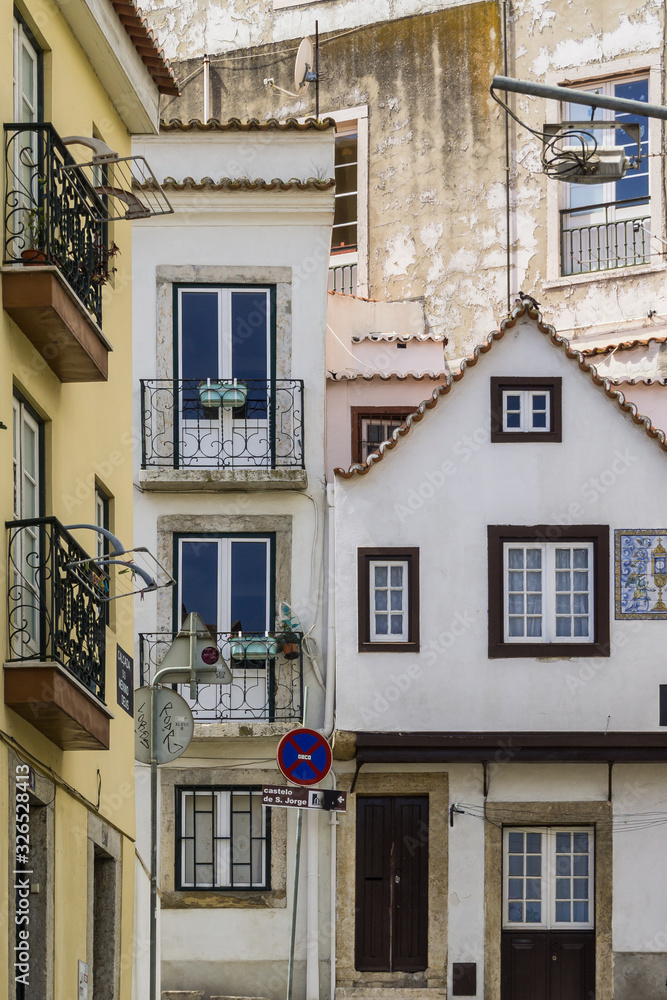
left=615, top=530, right=667, bottom=619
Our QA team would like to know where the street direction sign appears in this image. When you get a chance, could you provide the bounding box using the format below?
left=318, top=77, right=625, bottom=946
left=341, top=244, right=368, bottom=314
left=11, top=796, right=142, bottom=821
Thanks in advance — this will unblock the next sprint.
left=262, top=785, right=347, bottom=812
left=134, top=686, right=194, bottom=764
left=276, top=728, right=333, bottom=785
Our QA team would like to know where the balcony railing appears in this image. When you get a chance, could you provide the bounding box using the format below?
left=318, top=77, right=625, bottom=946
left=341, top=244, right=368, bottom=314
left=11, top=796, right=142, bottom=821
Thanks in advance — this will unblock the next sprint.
left=561, top=200, right=651, bottom=276
left=4, top=123, right=107, bottom=325
left=6, top=517, right=107, bottom=701
left=139, top=631, right=304, bottom=722
left=328, top=260, right=357, bottom=295
left=140, top=379, right=305, bottom=469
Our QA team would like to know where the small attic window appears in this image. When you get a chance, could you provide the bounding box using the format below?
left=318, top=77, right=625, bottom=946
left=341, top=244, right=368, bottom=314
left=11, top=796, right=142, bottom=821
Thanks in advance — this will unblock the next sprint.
left=490, top=378, right=562, bottom=443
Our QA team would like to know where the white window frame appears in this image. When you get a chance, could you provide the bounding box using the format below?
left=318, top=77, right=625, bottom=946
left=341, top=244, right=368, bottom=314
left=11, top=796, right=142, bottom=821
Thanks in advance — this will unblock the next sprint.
left=369, top=558, right=409, bottom=642
left=321, top=106, right=369, bottom=297
left=177, top=535, right=272, bottom=634
left=544, top=60, right=663, bottom=285
left=503, top=541, right=595, bottom=644
left=178, top=787, right=269, bottom=890
left=13, top=15, right=39, bottom=124
left=502, top=389, right=551, bottom=433
left=503, top=827, right=595, bottom=931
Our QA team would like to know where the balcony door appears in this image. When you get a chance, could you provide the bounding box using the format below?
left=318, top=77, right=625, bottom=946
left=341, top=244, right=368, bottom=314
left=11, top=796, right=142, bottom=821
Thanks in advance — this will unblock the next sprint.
left=176, top=286, right=274, bottom=467
left=176, top=535, right=274, bottom=720
left=11, top=396, right=43, bottom=657
left=501, top=828, right=595, bottom=1000
left=12, top=14, right=42, bottom=246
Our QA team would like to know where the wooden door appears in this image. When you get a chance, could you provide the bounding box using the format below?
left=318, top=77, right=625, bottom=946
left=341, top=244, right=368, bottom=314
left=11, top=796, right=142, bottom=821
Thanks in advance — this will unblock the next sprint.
left=501, top=931, right=595, bottom=1000
left=355, top=796, right=428, bottom=973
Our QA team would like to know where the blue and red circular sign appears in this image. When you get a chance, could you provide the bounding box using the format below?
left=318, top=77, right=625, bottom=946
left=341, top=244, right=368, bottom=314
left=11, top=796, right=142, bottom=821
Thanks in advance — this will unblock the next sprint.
left=276, top=728, right=332, bottom=786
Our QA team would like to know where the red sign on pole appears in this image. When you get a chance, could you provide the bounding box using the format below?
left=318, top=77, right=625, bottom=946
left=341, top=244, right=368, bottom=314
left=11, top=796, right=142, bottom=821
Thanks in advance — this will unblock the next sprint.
left=276, top=728, right=332, bottom=786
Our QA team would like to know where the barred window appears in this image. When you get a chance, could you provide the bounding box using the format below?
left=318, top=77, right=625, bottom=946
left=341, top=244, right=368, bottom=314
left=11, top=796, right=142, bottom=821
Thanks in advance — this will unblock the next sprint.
left=177, top=787, right=269, bottom=890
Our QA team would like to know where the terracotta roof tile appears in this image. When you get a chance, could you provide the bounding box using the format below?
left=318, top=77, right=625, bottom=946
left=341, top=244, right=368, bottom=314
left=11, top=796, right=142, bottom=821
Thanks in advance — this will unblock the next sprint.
left=327, top=371, right=447, bottom=381
left=334, top=297, right=667, bottom=479
left=110, top=0, right=179, bottom=95
left=160, top=116, right=336, bottom=132
left=580, top=335, right=667, bottom=356
left=160, top=175, right=335, bottom=192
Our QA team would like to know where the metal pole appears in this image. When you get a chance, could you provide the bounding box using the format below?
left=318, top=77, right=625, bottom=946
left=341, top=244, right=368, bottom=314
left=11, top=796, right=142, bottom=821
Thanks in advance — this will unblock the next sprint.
left=287, top=807, right=304, bottom=1000
left=492, top=75, right=667, bottom=121
left=203, top=53, right=210, bottom=122
left=149, top=683, right=159, bottom=1000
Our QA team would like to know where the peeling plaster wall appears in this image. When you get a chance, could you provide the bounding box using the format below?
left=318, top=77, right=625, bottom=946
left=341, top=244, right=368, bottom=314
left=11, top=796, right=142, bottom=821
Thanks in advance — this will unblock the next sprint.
left=148, top=0, right=667, bottom=365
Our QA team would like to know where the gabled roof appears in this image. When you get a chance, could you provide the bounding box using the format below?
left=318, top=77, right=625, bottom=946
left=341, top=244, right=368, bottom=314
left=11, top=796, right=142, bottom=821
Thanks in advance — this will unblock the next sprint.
left=334, top=296, right=667, bottom=479
left=160, top=117, right=336, bottom=132
left=110, top=0, right=179, bottom=95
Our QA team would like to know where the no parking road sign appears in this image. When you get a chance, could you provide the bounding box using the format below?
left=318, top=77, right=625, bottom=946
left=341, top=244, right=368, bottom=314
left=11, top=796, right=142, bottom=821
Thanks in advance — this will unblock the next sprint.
left=276, top=728, right=332, bottom=785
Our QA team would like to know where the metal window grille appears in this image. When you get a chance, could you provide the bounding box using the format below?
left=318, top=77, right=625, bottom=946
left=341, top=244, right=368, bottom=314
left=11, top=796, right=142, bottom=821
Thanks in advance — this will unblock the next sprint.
left=177, top=787, right=270, bottom=890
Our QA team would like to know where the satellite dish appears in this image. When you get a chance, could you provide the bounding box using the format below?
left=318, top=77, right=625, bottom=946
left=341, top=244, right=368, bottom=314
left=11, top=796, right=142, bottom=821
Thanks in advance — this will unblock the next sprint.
left=295, top=36, right=317, bottom=93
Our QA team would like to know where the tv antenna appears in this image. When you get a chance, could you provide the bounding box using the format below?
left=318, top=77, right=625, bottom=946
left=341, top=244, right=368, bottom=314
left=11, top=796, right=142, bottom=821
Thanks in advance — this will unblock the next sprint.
left=264, top=22, right=320, bottom=118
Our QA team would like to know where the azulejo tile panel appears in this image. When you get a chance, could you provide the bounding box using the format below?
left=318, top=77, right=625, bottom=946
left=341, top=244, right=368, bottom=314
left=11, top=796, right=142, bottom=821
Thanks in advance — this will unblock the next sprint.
left=615, top=529, right=667, bottom=619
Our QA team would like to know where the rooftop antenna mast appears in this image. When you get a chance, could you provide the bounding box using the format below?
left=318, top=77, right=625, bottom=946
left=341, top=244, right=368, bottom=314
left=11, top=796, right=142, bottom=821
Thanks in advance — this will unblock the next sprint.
left=203, top=52, right=210, bottom=121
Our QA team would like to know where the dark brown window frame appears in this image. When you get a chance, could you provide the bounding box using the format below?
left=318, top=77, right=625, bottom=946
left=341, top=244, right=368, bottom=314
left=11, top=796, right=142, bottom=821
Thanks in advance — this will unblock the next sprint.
left=351, top=407, right=414, bottom=464
left=487, top=525, right=609, bottom=658
left=490, top=377, right=562, bottom=443
left=358, top=547, right=420, bottom=653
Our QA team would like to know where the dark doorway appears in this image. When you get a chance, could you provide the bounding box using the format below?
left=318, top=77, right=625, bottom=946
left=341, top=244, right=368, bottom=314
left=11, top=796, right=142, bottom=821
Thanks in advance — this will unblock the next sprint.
left=501, top=931, right=595, bottom=1000
left=355, top=796, right=428, bottom=972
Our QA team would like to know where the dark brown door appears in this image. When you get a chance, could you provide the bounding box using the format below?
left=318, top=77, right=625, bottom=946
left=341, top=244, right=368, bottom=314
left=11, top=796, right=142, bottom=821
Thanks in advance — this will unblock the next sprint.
left=355, top=796, right=428, bottom=972
left=501, top=931, right=595, bottom=1000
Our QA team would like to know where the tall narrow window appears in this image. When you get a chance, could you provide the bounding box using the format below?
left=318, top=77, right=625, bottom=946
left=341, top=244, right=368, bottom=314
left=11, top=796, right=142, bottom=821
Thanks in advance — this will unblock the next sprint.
left=561, top=76, right=649, bottom=275
left=176, top=286, right=274, bottom=467
left=13, top=14, right=41, bottom=124
left=358, top=548, right=419, bottom=652
left=12, top=395, right=43, bottom=656
left=504, top=828, right=594, bottom=929
left=332, top=128, right=358, bottom=253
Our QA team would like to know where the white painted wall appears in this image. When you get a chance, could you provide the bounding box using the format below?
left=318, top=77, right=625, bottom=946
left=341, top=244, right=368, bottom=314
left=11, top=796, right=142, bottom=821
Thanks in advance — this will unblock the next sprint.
left=334, top=314, right=667, bottom=735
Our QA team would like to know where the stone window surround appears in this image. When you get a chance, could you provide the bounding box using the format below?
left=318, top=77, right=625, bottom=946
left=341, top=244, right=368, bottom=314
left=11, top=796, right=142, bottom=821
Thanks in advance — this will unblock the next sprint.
left=335, top=770, right=448, bottom=988
left=156, top=513, right=293, bottom=633
left=155, top=265, right=293, bottom=382
left=87, top=812, right=123, bottom=1000
left=484, top=800, right=612, bottom=1000
left=544, top=57, right=664, bottom=285
left=159, top=766, right=288, bottom=908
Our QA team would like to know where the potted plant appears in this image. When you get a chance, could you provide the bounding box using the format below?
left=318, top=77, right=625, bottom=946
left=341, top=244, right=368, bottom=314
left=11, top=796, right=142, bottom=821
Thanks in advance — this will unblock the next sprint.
left=198, top=379, right=225, bottom=408
left=21, top=205, right=47, bottom=264
left=278, top=630, right=300, bottom=660
left=92, top=239, right=120, bottom=286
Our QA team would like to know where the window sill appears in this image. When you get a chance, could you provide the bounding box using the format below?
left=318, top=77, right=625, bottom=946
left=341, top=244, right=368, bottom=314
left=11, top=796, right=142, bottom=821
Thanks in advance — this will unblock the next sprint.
left=488, top=642, right=610, bottom=659
left=544, top=261, right=667, bottom=291
left=162, top=888, right=285, bottom=909
left=358, top=641, right=420, bottom=654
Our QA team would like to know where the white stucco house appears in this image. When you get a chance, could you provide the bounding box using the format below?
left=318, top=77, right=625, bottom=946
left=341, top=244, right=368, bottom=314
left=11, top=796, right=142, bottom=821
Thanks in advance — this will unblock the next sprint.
left=130, top=119, right=336, bottom=1000
left=330, top=296, right=667, bottom=1000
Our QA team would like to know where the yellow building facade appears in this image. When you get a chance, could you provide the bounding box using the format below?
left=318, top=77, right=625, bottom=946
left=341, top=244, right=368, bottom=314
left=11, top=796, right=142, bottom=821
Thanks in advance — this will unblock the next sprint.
left=0, top=0, right=176, bottom=997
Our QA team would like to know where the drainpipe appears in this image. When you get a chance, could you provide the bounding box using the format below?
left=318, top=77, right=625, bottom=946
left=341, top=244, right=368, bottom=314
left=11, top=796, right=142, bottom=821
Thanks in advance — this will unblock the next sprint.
left=203, top=53, right=210, bottom=122
left=322, top=483, right=336, bottom=738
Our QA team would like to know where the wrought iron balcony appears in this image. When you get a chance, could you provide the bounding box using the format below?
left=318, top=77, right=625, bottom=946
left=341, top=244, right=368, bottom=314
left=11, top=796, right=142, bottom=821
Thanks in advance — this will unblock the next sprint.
left=140, top=379, right=305, bottom=469
left=4, top=123, right=107, bottom=324
left=139, top=631, right=304, bottom=723
left=6, top=517, right=106, bottom=702
left=561, top=199, right=651, bottom=276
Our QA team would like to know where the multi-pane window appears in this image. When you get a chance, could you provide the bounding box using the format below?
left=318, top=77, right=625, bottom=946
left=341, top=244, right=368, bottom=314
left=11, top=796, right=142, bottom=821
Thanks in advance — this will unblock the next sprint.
left=488, top=526, right=609, bottom=658
left=177, top=787, right=269, bottom=890
left=504, top=828, right=594, bottom=929
left=13, top=14, right=40, bottom=124
left=502, top=390, right=550, bottom=433
left=490, top=379, right=561, bottom=442
left=561, top=76, right=650, bottom=275
left=332, top=129, right=357, bottom=253
left=369, top=560, right=408, bottom=641
left=504, top=542, right=594, bottom=643
left=358, top=548, right=419, bottom=652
